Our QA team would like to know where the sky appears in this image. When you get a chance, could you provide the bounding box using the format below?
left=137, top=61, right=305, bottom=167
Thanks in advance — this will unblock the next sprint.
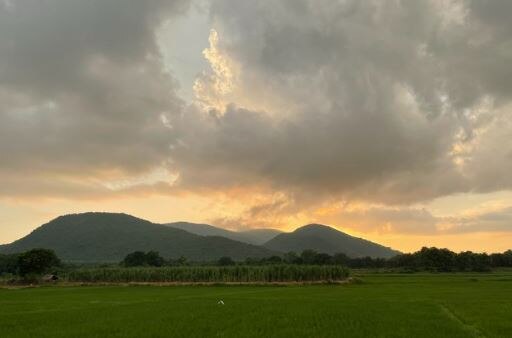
left=1, top=0, right=512, bottom=253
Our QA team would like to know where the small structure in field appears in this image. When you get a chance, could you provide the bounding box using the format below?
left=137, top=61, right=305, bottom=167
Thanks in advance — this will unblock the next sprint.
left=42, top=274, right=59, bottom=282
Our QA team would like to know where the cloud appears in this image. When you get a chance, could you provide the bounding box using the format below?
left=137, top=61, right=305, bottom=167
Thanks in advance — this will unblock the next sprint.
left=329, top=206, right=440, bottom=235
left=165, top=0, right=512, bottom=208
left=0, top=0, right=189, bottom=198
left=206, top=197, right=512, bottom=236
left=442, top=206, right=512, bottom=234
left=329, top=203, right=512, bottom=235
left=2, top=0, right=512, bottom=237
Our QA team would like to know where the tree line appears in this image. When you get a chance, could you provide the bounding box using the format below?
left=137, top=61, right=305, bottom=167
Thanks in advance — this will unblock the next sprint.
left=387, top=247, right=512, bottom=272
left=246, top=247, right=512, bottom=272
left=2, top=247, right=512, bottom=281
left=120, top=247, right=512, bottom=272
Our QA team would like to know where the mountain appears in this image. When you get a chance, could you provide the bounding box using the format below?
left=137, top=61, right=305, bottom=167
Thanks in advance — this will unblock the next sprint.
left=0, top=213, right=277, bottom=262
left=166, top=222, right=282, bottom=245
left=263, top=224, right=399, bottom=258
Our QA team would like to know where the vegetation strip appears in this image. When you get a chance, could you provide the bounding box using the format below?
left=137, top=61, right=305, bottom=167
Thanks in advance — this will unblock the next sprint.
left=63, top=265, right=349, bottom=283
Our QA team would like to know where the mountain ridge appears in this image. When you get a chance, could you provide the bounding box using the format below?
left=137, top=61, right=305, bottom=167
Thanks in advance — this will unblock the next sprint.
left=263, top=223, right=399, bottom=258
left=0, top=212, right=277, bottom=262
left=0, top=213, right=400, bottom=261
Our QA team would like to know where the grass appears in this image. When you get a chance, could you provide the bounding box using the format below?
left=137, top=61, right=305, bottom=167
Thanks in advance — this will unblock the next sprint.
left=1, top=272, right=511, bottom=337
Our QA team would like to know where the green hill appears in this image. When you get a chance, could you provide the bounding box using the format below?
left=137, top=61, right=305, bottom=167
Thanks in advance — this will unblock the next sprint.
left=0, top=213, right=277, bottom=263
left=166, top=222, right=282, bottom=245
left=263, top=224, right=399, bottom=258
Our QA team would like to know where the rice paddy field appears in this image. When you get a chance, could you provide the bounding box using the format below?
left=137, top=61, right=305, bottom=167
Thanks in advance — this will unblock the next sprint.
left=1, top=272, right=512, bottom=337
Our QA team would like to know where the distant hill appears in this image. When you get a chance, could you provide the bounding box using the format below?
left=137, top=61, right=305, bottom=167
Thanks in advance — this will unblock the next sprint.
left=0, top=213, right=277, bottom=262
left=166, top=222, right=282, bottom=245
left=263, top=224, right=399, bottom=258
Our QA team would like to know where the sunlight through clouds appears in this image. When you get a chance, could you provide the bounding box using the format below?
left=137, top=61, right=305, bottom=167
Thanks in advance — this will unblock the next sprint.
left=2, top=0, right=512, bottom=252
left=193, top=29, right=239, bottom=112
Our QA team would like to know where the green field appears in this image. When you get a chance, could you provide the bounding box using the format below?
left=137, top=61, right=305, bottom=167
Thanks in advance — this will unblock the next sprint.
left=1, top=273, right=511, bottom=337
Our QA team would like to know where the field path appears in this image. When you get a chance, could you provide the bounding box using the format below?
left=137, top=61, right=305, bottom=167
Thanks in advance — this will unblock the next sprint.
left=438, top=303, right=486, bottom=338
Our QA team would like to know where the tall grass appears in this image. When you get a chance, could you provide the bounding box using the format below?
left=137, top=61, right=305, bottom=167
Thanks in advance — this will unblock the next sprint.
left=64, top=265, right=349, bottom=283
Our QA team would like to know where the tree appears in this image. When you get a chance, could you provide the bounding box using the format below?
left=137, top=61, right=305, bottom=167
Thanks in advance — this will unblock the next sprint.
left=300, top=250, right=318, bottom=265
left=313, top=253, right=333, bottom=265
left=417, top=247, right=456, bottom=272
left=0, top=254, right=19, bottom=274
left=122, top=251, right=147, bottom=267
left=505, top=250, right=512, bottom=267
left=283, top=251, right=301, bottom=264
left=122, top=251, right=166, bottom=267
left=472, top=253, right=491, bottom=272
left=145, top=251, right=165, bottom=267
left=456, top=251, right=476, bottom=271
left=490, top=251, right=512, bottom=267
left=17, top=248, right=60, bottom=276
left=218, top=256, right=235, bottom=266
left=333, top=253, right=350, bottom=266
